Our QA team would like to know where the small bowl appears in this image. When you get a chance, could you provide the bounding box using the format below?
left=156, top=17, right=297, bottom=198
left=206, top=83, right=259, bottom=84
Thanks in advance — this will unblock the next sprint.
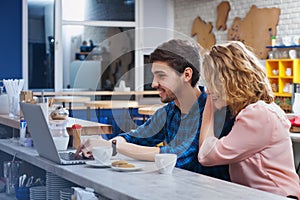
left=282, top=36, right=293, bottom=46
left=50, top=107, right=69, bottom=120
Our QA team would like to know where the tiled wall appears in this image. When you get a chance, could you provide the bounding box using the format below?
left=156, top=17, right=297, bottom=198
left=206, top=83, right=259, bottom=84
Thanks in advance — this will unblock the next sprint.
left=174, top=0, right=300, bottom=44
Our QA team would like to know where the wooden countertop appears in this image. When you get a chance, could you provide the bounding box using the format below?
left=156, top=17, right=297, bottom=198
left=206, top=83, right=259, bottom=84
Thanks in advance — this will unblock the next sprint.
left=33, top=90, right=159, bottom=96
left=53, top=96, right=90, bottom=103
left=138, top=104, right=165, bottom=115
left=84, top=100, right=139, bottom=109
left=0, top=139, right=287, bottom=200
left=0, top=115, right=112, bottom=135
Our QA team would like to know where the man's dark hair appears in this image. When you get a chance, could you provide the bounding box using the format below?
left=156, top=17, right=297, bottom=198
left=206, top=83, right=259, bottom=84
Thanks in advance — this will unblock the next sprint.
left=149, top=39, right=202, bottom=87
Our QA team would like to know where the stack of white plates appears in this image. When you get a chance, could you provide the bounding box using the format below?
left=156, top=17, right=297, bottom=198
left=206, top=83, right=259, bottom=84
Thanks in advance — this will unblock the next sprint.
left=60, top=188, right=73, bottom=200
left=29, top=186, right=46, bottom=200
left=46, top=172, right=75, bottom=200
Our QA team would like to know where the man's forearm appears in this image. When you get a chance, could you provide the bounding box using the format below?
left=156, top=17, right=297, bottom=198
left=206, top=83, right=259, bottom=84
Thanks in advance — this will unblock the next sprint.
left=111, top=136, right=160, bottom=161
left=199, top=95, right=215, bottom=147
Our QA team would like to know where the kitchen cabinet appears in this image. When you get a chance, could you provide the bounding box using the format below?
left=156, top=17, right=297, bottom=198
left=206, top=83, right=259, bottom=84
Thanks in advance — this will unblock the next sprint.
left=266, top=59, right=300, bottom=112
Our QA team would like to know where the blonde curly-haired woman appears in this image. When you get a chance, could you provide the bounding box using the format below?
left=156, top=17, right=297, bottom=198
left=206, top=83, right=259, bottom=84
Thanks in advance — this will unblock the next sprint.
left=198, top=41, right=300, bottom=199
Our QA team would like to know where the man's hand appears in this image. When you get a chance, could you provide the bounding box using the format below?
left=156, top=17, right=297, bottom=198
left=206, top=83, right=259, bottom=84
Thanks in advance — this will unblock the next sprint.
left=74, top=137, right=110, bottom=158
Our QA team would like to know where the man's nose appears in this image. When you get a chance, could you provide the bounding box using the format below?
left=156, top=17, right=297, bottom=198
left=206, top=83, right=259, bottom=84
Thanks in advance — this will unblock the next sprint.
left=151, top=78, right=159, bottom=88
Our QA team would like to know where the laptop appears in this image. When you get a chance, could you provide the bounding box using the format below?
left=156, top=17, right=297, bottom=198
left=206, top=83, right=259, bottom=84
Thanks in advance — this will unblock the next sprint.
left=20, top=102, right=90, bottom=165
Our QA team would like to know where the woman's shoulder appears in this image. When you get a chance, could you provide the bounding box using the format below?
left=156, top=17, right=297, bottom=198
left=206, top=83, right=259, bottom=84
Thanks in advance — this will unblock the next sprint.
left=238, top=101, right=267, bottom=114
left=237, top=101, right=289, bottom=124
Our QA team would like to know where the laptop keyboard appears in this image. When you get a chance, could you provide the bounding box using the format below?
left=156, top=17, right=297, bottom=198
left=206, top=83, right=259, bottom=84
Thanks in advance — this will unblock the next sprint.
left=59, top=152, right=82, bottom=161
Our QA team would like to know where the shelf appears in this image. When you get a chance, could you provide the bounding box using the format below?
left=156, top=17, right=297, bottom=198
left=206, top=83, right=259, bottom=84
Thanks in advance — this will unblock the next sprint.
left=273, top=92, right=292, bottom=97
left=266, top=45, right=300, bottom=49
left=268, top=75, right=279, bottom=78
left=266, top=59, right=299, bottom=112
left=280, top=76, right=293, bottom=79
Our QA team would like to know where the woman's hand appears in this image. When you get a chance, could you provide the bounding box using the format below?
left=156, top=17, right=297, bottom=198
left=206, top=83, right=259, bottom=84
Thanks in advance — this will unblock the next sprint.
left=74, top=137, right=110, bottom=158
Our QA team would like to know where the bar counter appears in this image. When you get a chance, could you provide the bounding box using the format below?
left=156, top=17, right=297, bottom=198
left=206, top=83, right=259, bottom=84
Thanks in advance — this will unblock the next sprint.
left=0, top=139, right=286, bottom=200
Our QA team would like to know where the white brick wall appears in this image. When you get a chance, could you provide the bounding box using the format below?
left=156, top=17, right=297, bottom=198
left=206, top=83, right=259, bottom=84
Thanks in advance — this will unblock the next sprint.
left=175, top=0, right=300, bottom=168
left=174, top=0, right=300, bottom=43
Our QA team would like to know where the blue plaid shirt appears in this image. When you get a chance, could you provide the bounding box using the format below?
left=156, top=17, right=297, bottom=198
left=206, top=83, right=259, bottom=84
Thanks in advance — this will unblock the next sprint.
left=119, top=91, right=235, bottom=181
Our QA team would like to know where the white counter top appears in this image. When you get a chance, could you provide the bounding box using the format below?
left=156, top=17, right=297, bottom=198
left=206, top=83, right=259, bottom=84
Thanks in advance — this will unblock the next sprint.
left=0, top=139, right=287, bottom=200
left=291, top=132, right=300, bottom=142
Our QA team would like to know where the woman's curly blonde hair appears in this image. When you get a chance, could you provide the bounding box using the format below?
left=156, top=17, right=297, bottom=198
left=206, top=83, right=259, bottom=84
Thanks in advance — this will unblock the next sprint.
left=202, top=41, right=274, bottom=116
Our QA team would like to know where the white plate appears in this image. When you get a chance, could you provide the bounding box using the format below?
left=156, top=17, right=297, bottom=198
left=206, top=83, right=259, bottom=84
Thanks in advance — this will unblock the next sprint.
left=85, top=161, right=111, bottom=168
left=111, top=164, right=144, bottom=172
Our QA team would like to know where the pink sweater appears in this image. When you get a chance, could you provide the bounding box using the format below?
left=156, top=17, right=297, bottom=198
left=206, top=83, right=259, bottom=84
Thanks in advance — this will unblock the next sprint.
left=199, top=101, right=300, bottom=198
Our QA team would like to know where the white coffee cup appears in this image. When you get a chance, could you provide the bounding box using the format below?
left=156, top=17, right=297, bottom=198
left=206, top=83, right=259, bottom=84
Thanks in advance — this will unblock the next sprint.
left=282, top=36, right=293, bottom=46
left=289, top=50, right=296, bottom=59
left=92, top=146, right=112, bottom=164
left=286, top=67, right=292, bottom=76
left=155, top=154, right=177, bottom=174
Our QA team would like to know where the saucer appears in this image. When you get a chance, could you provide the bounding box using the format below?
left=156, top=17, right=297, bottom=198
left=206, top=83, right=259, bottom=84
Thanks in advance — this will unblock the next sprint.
left=85, top=161, right=111, bottom=168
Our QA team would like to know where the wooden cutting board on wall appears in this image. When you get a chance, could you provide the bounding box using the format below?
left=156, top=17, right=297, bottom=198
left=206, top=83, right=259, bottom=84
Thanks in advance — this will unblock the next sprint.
left=192, top=16, right=216, bottom=50
left=216, top=1, right=230, bottom=31
left=228, top=5, right=280, bottom=59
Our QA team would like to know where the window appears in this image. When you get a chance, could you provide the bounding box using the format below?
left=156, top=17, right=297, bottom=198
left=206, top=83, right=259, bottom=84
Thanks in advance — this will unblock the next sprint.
left=27, top=0, right=54, bottom=89
left=25, top=0, right=140, bottom=91
left=24, top=0, right=173, bottom=97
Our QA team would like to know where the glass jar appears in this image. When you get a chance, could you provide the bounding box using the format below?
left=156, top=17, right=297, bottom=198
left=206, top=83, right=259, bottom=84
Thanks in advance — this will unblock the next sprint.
left=49, top=120, right=69, bottom=151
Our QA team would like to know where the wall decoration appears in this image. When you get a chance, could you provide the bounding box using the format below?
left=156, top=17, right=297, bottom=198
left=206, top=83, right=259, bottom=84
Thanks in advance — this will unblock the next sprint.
left=227, top=5, right=280, bottom=59
left=228, top=17, right=241, bottom=41
left=191, top=16, right=216, bottom=50
left=216, top=1, right=230, bottom=31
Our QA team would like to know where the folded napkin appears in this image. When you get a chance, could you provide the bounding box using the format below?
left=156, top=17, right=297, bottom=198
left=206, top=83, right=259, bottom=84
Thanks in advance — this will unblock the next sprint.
left=72, top=187, right=98, bottom=200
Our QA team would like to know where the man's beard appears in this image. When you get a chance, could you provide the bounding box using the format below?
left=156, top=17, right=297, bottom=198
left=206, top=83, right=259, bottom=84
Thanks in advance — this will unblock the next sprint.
left=160, top=93, right=176, bottom=103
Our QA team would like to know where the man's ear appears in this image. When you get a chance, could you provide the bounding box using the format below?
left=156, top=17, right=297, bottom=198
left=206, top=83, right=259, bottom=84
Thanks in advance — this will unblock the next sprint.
left=183, top=67, right=193, bottom=82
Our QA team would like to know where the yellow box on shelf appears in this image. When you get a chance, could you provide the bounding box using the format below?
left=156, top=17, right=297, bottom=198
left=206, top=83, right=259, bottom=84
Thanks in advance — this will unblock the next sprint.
left=266, top=58, right=300, bottom=112
left=266, top=59, right=300, bottom=95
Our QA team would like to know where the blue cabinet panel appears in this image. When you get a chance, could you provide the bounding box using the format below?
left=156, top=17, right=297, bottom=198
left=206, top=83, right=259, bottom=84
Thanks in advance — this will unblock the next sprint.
left=0, top=0, right=22, bottom=80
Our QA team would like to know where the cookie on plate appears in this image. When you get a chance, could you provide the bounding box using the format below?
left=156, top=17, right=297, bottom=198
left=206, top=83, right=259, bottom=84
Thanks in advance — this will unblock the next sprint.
left=118, top=163, right=135, bottom=168
left=112, top=160, right=128, bottom=166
